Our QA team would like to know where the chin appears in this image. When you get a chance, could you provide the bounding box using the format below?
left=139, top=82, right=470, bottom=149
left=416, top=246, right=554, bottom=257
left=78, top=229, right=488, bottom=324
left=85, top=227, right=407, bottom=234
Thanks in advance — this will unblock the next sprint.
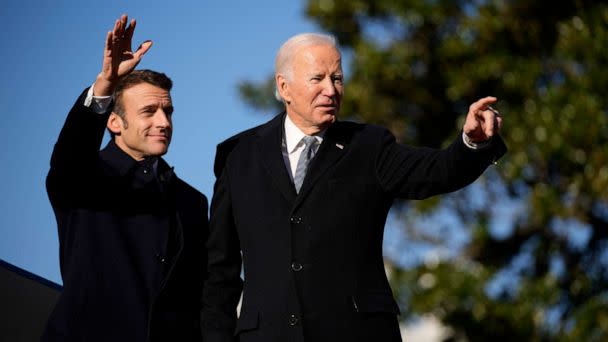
left=148, top=146, right=169, bottom=157
left=321, top=113, right=337, bottom=124
left=323, top=108, right=338, bottom=118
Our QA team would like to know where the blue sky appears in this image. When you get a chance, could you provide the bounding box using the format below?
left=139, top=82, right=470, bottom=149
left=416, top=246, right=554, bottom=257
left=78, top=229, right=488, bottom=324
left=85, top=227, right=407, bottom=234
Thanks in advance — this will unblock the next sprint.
left=0, top=0, right=318, bottom=284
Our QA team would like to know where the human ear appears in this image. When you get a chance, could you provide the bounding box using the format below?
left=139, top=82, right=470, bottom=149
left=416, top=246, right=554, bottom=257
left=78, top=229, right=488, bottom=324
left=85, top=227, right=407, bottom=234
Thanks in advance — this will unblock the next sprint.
left=276, top=74, right=291, bottom=104
left=107, top=112, right=123, bottom=134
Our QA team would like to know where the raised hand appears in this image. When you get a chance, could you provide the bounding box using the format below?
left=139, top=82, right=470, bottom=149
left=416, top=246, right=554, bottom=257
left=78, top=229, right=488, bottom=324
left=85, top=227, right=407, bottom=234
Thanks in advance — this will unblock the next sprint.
left=93, top=14, right=152, bottom=96
left=463, top=96, right=503, bottom=143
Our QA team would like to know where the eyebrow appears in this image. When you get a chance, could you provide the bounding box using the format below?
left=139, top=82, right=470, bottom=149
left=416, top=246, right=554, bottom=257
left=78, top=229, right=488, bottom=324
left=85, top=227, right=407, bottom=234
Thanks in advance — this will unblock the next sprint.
left=309, top=70, right=342, bottom=74
left=140, top=104, right=158, bottom=112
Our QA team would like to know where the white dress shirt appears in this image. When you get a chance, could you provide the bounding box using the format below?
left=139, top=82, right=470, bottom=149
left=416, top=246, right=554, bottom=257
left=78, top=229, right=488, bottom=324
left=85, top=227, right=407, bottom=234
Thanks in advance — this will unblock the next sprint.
left=282, top=114, right=324, bottom=181
left=84, top=84, right=113, bottom=114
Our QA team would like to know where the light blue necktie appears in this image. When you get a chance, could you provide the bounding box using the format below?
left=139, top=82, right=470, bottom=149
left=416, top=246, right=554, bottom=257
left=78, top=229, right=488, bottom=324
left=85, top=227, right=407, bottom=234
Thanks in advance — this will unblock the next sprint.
left=293, top=136, right=318, bottom=193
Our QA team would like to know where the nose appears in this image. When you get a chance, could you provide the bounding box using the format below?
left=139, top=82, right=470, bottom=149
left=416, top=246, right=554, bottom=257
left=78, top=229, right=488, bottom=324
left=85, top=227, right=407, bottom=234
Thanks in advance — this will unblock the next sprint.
left=155, top=110, right=171, bottom=129
left=322, top=77, right=337, bottom=97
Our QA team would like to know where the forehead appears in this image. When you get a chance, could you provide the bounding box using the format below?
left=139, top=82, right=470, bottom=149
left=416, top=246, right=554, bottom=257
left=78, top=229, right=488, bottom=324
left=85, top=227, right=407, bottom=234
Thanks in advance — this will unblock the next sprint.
left=122, top=82, right=172, bottom=104
left=293, top=44, right=342, bottom=72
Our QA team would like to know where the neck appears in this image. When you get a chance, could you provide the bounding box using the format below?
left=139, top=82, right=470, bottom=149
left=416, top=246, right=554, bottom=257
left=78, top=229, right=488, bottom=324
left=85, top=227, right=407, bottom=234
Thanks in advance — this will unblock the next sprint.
left=285, top=112, right=330, bottom=136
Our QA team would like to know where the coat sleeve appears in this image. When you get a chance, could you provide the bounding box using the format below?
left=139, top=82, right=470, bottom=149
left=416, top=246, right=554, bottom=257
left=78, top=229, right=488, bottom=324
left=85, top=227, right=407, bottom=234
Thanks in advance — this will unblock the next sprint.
left=201, top=143, right=244, bottom=342
left=46, top=87, right=110, bottom=207
left=375, top=127, right=507, bottom=199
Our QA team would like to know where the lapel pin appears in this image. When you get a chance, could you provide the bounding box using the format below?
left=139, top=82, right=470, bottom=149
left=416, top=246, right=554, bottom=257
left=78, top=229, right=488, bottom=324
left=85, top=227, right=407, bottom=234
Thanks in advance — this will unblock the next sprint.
left=335, top=143, right=344, bottom=150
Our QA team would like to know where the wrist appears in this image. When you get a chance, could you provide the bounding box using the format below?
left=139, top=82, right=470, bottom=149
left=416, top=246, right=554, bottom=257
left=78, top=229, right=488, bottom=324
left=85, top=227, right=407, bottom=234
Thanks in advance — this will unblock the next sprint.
left=93, top=73, right=116, bottom=97
left=462, top=132, right=491, bottom=150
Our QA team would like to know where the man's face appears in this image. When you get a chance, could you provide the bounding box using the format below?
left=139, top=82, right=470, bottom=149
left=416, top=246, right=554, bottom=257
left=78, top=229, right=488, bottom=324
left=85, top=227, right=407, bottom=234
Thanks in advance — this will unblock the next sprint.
left=108, top=82, right=173, bottom=160
left=278, top=44, right=343, bottom=133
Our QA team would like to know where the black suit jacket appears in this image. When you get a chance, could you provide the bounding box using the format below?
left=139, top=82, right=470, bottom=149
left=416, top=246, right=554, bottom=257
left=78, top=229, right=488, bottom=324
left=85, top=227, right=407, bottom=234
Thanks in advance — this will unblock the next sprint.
left=203, top=113, right=506, bottom=342
left=43, top=89, right=209, bottom=342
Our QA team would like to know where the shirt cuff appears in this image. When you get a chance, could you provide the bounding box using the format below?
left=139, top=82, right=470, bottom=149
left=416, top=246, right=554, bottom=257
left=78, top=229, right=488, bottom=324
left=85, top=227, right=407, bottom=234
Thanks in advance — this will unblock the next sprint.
left=84, top=84, right=113, bottom=114
left=462, top=132, right=491, bottom=150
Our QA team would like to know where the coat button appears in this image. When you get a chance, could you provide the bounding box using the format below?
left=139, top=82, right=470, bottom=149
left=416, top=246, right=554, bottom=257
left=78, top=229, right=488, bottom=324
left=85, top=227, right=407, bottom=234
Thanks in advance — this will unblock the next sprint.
left=289, top=216, right=302, bottom=224
left=291, top=262, right=303, bottom=272
left=155, top=254, right=167, bottom=264
left=288, top=314, right=299, bottom=326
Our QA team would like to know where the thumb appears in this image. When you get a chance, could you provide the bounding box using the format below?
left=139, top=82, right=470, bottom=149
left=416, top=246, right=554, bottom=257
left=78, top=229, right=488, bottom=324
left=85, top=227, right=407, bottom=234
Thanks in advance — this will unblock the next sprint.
left=134, top=40, right=153, bottom=59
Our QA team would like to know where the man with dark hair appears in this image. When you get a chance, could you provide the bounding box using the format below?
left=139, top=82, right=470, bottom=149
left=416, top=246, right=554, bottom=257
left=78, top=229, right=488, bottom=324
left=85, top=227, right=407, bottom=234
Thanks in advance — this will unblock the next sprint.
left=112, top=70, right=174, bottom=119
left=43, top=15, right=208, bottom=341
left=203, top=33, right=506, bottom=342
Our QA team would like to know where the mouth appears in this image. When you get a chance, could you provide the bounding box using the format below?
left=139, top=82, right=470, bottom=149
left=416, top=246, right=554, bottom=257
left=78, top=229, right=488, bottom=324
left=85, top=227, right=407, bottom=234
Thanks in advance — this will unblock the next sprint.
left=148, top=134, right=170, bottom=142
left=317, top=104, right=338, bottom=112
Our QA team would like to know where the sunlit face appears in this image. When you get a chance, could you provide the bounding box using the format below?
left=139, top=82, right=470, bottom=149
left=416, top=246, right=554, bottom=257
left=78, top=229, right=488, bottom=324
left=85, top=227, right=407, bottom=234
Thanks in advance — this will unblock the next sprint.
left=108, top=82, right=173, bottom=160
left=277, top=44, right=343, bottom=134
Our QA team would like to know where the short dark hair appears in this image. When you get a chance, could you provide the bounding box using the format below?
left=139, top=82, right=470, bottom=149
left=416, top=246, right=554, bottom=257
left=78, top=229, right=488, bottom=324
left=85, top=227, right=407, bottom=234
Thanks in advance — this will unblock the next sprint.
left=113, top=69, right=173, bottom=119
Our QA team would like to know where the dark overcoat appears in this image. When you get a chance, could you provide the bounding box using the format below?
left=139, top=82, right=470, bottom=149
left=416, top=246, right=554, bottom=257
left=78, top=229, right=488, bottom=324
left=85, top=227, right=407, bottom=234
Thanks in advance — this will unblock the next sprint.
left=203, top=112, right=506, bottom=342
left=43, top=89, right=209, bottom=342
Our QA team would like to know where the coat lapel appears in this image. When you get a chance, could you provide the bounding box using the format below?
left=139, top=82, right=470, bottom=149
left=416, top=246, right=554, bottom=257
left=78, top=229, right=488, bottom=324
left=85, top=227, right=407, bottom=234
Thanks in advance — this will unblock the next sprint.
left=257, top=113, right=297, bottom=204
left=293, top=122, right=348, bottom=210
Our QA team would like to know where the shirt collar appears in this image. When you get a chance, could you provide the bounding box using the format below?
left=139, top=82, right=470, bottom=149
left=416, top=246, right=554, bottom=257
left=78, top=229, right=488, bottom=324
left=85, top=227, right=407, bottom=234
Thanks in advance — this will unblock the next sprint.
left=284, top=114, right=325, bottom=153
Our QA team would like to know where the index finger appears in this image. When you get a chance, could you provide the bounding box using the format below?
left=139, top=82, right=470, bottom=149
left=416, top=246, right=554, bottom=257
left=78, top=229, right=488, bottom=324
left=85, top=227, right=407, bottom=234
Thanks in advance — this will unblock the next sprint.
left=469, top=96, right=497, bottom=114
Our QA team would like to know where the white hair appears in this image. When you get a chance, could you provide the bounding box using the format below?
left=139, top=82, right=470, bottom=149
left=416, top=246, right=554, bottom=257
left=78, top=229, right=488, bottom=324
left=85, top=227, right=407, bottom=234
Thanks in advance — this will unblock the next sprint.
left=274, top=33, right=340, bottom=102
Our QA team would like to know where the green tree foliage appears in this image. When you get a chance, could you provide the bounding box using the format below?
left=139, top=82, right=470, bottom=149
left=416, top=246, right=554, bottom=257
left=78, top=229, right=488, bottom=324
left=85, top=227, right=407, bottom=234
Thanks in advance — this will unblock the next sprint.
left=238, top=0, right=608, bottom=340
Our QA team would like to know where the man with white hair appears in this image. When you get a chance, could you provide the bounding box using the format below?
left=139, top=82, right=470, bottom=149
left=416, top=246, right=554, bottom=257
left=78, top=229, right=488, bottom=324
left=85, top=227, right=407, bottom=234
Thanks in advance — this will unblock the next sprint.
left=202, top=33, right=506, bottom=342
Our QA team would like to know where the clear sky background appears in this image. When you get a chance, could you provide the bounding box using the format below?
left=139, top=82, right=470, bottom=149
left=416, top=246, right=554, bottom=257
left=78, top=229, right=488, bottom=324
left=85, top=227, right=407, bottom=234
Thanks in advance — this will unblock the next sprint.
left=0, top=0, right=319, bottom=284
